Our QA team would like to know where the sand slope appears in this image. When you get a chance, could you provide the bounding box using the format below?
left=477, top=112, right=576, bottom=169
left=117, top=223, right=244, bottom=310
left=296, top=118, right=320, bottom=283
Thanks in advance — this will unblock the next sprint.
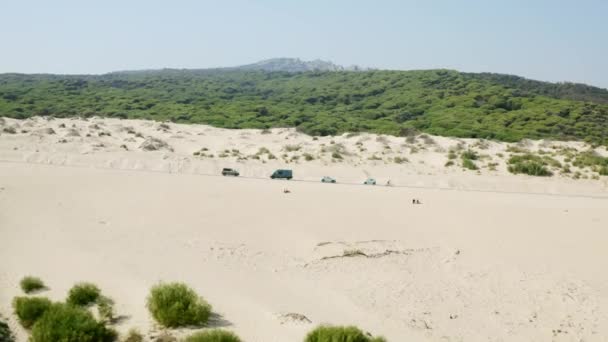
left=1, top=117, right=607, bottom=341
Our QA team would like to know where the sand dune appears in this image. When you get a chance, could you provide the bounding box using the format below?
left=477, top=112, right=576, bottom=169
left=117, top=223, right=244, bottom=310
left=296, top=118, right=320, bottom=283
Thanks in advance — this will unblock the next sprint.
left=1, top=117, right=607, bottom=341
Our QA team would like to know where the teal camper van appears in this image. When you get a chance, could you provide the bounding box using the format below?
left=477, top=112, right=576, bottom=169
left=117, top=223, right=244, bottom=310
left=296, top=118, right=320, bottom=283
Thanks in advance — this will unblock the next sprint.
left=270, top=169, right=293, bottom=180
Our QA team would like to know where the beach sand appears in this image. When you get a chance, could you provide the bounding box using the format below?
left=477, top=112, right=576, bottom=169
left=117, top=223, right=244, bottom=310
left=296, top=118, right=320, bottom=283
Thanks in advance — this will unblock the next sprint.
left=1, top=117, right=607, bottom=341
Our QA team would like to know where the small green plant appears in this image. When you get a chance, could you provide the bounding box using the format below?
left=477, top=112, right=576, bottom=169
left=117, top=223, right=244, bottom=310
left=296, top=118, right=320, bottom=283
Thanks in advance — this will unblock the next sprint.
left=445, top=160, right=454, bottom=167
left=393, top=156, right=408, bottom=164
left=183, top=329, right=242, bottom=342
left=283, top=144, right=301, bottom=152
left=147, top=282, right=212, bottom=328
left=303, top=153, right=314, bottom=161
left=12, top=296, right=53, bottom=329
left=447, top=150, right=457, bottom=160
left=29, top=303, right=116, bottom=342
left=343, top=249, right=366, bottom=257
left=487, top=162, right=499, bottom=171
left=305, top=325, right=386, bottom=342
left=332, top=152, right=343, bottom=159
left=123, top=328, right=144, bottom=342
left=461, top=150, right=479, bottom=160
left=20, top=276, right=46, bottom=294
left=462, top=158, right=478, bottom=170
left=506, top=145, right=529, bottom=153
left=67, top=282, right=101, bottom=306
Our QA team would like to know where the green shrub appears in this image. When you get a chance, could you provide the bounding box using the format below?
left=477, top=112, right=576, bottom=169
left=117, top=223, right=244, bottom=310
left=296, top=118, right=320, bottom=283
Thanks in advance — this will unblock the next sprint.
left=507, top=154, right=552, bottom=176
left=462, top=158, right=478, bottom=170
left=445, top=160, right=455, bottom=167
left=147, top=282, right=212, bottom=328
left=12, top=296, right=52, bottom=329
left=123, top=328, right=144, bottom=342
left=183, top=329, right=242, bottom=342
left=67, top=282, right=101, bottom=306
left=599, top=166, right=608, bottom=176
left=303, top=153, right=315, bottom=161
left=0, top=316, right=15, bottom=342
left=30, top=303, right=116, bottom=342
left=573, top=150, right=608, bottom=169
left=305, top=325, right=386, bottom=342
left=461, top=150, right=479, bottom=160
left=393, top=156, right=408, bottom=164
left=284, top=145, right=301, bottom=152
left=332, top=152, right=343, bottom=159
left=20, top=276, right=46, bottom=294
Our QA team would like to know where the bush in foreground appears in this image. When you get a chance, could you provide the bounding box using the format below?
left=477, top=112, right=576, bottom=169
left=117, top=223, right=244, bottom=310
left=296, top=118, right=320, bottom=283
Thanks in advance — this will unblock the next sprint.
left=30, top=303, right=116, bottom=342
left=305, top=325, right=386, bottom=342
left=184, top=329, right=241, bottom=342
left=12, top=297, right=52, bottom=329
left=147, top=282, right=212, bottom=328
left=67, top=282, right=101, bottom=306
left=19, top=276, right=46, bottom=294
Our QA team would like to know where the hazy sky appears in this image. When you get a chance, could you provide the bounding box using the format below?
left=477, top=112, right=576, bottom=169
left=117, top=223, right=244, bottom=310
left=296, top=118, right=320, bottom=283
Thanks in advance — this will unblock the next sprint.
left=1, top=0, right=607, bottom=88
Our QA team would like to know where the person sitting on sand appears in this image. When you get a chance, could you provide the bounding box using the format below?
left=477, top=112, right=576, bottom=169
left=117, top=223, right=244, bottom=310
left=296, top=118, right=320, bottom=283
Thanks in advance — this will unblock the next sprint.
left=283, top=188, right=291, bottom=194
left=412, top=198, right=416, bottom=204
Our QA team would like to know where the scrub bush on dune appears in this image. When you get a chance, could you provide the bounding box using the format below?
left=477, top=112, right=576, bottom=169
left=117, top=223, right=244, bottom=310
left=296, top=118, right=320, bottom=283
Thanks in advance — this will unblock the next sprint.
left=183, top=329, right=242, bottom=342
left=305, top=325, right=387, bottom=342
left=19, top=276, right=46, bottom=294
left=29, top=303, right=116, bottom=342
left=12, top=296, right=52, bottom=329
left=147, top=282, right=212, bottom=328
left=67, top=282, right=101, bottom=306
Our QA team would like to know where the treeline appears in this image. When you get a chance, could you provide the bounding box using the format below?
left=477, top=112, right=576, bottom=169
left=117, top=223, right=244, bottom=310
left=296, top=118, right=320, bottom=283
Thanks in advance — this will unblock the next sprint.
left=0, top=69, right=607, bottom=145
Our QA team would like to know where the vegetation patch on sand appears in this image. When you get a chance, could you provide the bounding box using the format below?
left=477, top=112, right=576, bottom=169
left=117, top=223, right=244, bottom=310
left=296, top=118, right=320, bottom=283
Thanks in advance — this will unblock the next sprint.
left=29, top=303, right=117, bottom=342
left=12, top=296, right=52, bottom=329
left=19, top=276, right=46, bottom=294
left=305, top=325, right=386, bottom=342
left=183, top=329, right=242, bottom=342
left=147, top=282, right=212, bottom=328
left=67, top=282, right=101, bottom=306
left=507, top=154, right=554, bottom=176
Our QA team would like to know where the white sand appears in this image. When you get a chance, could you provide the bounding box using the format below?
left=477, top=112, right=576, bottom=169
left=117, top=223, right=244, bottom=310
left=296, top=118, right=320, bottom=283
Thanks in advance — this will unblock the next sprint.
left=1, top=117, right=607, bottom=341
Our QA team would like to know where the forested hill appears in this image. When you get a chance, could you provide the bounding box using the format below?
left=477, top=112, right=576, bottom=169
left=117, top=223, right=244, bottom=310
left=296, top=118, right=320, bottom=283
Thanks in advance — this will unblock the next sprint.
left=1, top=69, right=607, bottom=145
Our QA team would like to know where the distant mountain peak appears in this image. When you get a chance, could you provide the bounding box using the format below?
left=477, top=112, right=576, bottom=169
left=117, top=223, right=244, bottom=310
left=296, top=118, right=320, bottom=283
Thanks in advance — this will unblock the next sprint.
left=232, top=58, right=369, bottom=72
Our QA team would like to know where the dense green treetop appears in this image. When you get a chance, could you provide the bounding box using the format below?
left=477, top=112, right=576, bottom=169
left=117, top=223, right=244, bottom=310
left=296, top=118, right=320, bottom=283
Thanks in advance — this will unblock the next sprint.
left=1, top=69, right=607, bottom=145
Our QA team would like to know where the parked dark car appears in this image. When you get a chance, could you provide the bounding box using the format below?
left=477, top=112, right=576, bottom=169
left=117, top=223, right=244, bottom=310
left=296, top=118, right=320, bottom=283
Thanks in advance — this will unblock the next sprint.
left=271, top=169, right=293, bottom=180
left=221, top=168, right=240, bottom=176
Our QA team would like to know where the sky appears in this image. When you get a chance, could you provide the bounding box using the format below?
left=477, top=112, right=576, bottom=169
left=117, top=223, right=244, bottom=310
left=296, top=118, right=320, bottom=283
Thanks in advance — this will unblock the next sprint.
left=1, top=0, right=607, bottom=88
